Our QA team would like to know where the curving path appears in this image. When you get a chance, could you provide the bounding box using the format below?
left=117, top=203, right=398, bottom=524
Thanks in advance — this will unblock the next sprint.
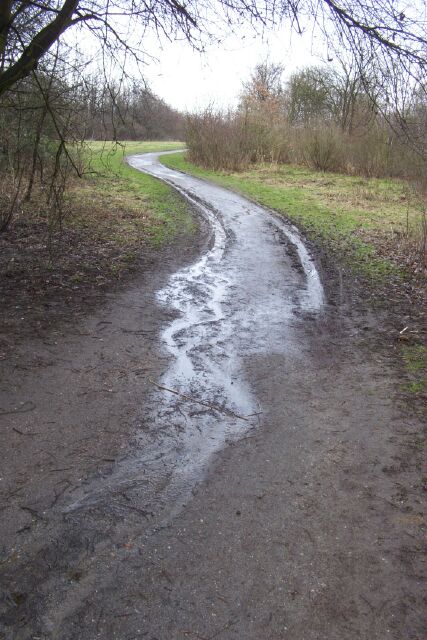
left=0, top=153, right=424, bottom=640
left=65, top=150, right=325, bottom=522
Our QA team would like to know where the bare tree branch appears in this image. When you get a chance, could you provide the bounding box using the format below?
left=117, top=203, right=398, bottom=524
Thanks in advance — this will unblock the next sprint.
left=0, top=0, right=78, bottom=96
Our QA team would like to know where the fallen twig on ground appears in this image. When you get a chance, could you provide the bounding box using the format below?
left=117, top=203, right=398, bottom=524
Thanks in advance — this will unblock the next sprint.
left=148, top=378, right=251, bottom=422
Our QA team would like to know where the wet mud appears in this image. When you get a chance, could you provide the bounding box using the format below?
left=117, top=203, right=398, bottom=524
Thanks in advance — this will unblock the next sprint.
left=0, top=153, right=425, bottom=639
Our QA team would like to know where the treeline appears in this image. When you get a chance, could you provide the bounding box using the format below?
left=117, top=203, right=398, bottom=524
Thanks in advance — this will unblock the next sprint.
left=82, top=79, right=184, bottom=141
left=187, top=61, right=427, bottom=180
left=0, top=65, right=184, bottom=234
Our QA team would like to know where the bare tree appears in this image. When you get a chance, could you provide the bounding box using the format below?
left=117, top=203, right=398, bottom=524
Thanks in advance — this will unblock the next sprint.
left=287, top=67, right=335, bottom=125
left=241, top=61, right=284, bottom=104
left=0, top=0, right=425, bottom=99
left=0, top=44, right=86, bottom=233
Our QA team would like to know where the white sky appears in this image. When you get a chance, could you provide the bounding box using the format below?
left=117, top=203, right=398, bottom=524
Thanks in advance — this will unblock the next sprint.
left=142, top=26, right=327, bottom=112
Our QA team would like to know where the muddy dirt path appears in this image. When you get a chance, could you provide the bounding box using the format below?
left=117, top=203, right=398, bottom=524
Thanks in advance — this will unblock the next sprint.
left=0, top=153, right=425, bottom=639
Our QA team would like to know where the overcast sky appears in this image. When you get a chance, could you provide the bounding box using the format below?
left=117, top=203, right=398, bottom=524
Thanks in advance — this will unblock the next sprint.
left=142, top=26, right=327, bottom=112
left=69, top=14, right=330, bottom=113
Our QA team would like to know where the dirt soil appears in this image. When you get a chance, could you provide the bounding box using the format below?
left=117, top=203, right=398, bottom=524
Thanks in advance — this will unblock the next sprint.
left=0, top=218, right=154, bottom=354
left=0, top=157, right=425, bottom=640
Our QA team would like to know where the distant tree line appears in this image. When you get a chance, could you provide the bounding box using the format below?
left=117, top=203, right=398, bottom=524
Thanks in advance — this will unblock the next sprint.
left=81, top=79, right=184, bottom=141
left=187, top=59, right=427, bottom=179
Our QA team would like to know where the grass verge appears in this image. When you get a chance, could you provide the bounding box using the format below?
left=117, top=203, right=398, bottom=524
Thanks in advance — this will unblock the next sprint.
left=161, top=153, right=425, bottom=285
left=73, top=141, right=191, bottom=250
left=161, top=152, right=427, bottom=402
left=65, top=140, right=194, bottom=278
left=0, top=141, right=191, bottom=345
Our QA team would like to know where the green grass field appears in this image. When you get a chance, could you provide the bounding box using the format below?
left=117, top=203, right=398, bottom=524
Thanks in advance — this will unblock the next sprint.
left=161, top=152, right=424, bottom=282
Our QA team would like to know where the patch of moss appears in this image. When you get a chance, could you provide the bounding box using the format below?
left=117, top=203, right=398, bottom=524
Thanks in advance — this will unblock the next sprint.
left=401, top=344, right=427, bottom=396
left=402, top=344, right=427, bottom=374
left=403, top=380, right=426, bottom=394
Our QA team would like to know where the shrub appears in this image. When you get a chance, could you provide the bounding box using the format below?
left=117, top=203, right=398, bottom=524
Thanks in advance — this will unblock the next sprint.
left=299, top=124, right=343, bottom=172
